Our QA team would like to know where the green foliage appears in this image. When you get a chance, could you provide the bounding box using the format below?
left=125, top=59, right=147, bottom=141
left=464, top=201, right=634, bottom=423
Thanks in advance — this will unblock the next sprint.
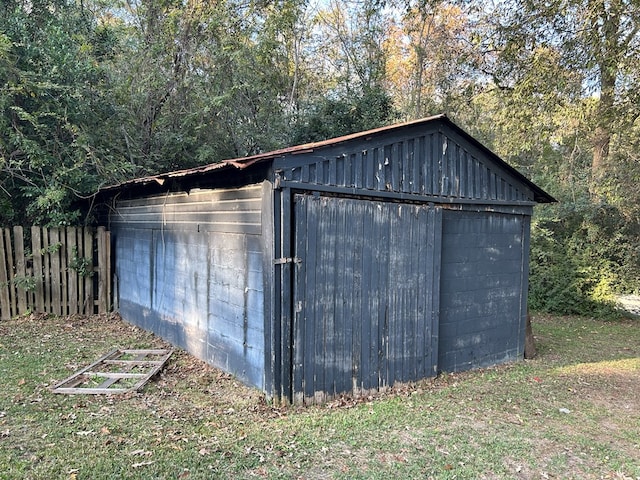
left=529, top=201, right=640, bottom=317
left=0, top=0, right=128, bottom=226
left=40, top=241, right=62, bottom=255
left=10, top=275, right=36, bottom=292
left=292, top=86, right=396, bottom=143
left=68, top=245, right=93, bottom=277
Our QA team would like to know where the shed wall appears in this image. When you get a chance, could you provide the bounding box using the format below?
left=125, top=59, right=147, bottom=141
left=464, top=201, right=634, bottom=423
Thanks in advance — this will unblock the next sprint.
left=438, top=209, right=527, bottom=372
left=112, top=184, right=267, bottom=389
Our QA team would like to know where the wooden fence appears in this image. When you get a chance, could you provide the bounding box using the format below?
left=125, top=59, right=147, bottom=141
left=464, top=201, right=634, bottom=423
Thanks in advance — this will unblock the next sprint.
left=0, top=226, right=111, bottom=320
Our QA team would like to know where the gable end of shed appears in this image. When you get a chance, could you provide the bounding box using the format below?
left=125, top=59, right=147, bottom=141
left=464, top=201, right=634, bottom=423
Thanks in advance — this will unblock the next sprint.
left=274, top=120, right=539, bottom=205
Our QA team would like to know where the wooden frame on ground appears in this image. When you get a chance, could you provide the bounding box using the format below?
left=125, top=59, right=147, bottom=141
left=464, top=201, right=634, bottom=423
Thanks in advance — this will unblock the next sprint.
left=51, top=349, right=172, bottom=394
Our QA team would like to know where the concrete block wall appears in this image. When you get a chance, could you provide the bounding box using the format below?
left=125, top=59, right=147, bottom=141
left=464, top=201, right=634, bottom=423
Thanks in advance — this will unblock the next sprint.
left=438, top=210, right=526, bottom=372
left=113, top=184, right=267, bottom=390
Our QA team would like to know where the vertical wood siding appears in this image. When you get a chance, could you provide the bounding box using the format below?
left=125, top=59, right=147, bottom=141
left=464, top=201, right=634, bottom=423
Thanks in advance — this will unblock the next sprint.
left=291, top=194, right=441, bottom=404
left=278, top=129, right=534, bottom=203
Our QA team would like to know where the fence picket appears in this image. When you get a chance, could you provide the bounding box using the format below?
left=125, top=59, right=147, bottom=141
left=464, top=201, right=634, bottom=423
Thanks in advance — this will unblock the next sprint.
left=67, top=227, right=78, bottom=314
left=97, top=227, right=108, bottom=313
left=83, top=228, right=93, bottom=314
left=61, top=228, right=68, bottom=315
left=4, top=229, right=16, bottom=317
left=42, top=229, right=51, bottom=313
left=50, top=228, right=61, bottom=315
left=0, top=229, right=10, bottom=320
left=14, top=226, right=27, bottom=314
left=32, top=227, right=44, bottom=312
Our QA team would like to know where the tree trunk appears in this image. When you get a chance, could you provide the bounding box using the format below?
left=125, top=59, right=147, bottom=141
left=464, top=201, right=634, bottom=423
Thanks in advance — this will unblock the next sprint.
left=524, top=311, right=536, bottom=359
left=590, top=0, right=620, bottom=196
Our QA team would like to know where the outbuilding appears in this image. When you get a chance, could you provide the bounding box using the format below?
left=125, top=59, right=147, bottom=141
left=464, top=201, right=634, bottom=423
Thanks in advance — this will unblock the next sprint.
left=101, top=114, right=554, bottom=404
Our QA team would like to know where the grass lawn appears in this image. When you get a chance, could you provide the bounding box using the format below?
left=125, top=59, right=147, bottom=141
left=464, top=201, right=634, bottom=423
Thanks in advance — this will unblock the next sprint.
left=1, top=312, right=638, bottom=479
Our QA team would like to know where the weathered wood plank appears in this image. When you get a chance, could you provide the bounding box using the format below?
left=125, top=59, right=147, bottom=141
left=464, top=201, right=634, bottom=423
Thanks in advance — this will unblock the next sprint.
left=120, top=349, right=175, bottom=355
left=86, top=372, right=148, bottom=379
left=31, top=227, right=44, bottom=313
left=67, top=227, right=78, bottom=314
left=4, top=228, right=16, bottom=317
left=54, top=387, right=132, bottom=395
left=97, top=226, right=108, bottom=313
left=60, top=228, right=68, bottom=316
left=13, top=226, right=27, bottom=315
left=49, top=228, right=61, bottom=315
left=0, top=229, right=10, bottom=320
left=42, top=228, right=51, bottom=313
left=103, top=360, right=163, bottom=366
left=83, top=228, right=93, bottom=314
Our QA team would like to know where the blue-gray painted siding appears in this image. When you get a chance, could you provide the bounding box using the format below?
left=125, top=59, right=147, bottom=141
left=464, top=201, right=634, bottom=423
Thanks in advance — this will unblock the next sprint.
left=291, top=195, right=441, bottom=403
left=276, top=126, right=534, bottom=204
left=438, top=210, right=526, bottom=372
left=112, top=184, right=266, bottom=389
left=111, top=186, right=262, bottom=234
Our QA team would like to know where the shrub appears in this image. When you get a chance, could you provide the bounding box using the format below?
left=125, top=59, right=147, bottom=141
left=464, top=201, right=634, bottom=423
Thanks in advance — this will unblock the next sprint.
left=529, top=201, right=640, bottom=317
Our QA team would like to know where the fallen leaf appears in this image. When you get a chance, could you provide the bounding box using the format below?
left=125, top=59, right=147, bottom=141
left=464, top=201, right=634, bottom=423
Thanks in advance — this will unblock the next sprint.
left=18, top=379, right=26, bottom=386
left=100, top=427, right=110, bottom=435
left=129, top=449, right=152, bottom=456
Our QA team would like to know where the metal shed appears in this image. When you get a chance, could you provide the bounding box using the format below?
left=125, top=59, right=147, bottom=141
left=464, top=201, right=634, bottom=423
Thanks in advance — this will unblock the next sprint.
left=101, top=114, right=554, bottom=404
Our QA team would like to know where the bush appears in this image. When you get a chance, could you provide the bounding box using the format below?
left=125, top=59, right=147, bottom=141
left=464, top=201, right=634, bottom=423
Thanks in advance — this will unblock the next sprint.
left=529, top=201, right=640, bottom=317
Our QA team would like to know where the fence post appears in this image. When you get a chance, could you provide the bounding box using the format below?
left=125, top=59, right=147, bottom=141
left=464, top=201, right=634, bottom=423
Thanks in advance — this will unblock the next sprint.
left=97, top=226, right=110, bottom=313
left=0, top=228, right=10, bottom=320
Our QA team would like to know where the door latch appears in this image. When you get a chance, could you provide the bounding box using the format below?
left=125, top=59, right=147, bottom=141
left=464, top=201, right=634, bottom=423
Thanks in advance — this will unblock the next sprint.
left=273, top=257, right=302, bottom=265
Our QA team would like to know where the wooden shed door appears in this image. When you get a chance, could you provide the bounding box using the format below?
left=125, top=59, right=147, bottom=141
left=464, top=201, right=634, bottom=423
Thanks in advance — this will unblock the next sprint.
left=291, top=194, right=441, bottom=403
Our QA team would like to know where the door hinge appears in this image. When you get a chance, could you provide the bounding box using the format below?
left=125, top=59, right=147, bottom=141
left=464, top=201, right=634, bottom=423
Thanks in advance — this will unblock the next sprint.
left=273, top=257, right=302, bottom=265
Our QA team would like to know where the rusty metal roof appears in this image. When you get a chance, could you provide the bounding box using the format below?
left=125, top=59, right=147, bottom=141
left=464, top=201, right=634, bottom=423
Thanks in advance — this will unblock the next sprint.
left=99, top=114, right=555, bottom=203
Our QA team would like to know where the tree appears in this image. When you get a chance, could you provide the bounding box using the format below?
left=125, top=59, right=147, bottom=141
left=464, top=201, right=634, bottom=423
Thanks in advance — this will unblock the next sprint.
left=292, top=0, right=396, bottom=141
left=0, top=0, right=126, bottom=226
left=113, top=0, right=307, bottom=171
left=384, top=1, right=477, bottom=119
left=477, top=0, right=640, bottom=198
